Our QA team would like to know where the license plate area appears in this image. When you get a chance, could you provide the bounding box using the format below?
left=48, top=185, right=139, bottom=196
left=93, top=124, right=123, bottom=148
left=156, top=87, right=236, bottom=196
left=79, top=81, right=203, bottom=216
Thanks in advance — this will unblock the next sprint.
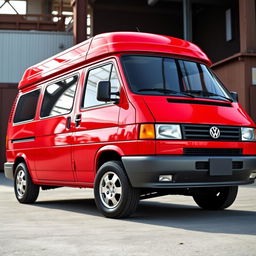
left=209, top=158, right=232, bottom=176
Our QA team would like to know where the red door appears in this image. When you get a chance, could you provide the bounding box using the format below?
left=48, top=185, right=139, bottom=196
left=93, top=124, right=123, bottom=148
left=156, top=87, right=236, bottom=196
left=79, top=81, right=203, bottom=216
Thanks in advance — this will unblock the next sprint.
left=34, top=74, right=79, bottom=182
left=73, top=62, right=121, bottom=183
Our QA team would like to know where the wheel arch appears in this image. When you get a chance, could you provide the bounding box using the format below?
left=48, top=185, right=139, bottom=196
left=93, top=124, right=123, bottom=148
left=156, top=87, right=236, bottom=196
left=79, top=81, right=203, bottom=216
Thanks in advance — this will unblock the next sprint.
left=13, top=153, right=34, bottom=179
left=95, top=145, right=124, bottom=173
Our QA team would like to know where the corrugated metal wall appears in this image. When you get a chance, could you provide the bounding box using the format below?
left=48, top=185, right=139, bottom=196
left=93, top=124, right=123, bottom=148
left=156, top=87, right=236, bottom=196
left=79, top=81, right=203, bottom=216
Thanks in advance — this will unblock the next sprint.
left=0, top=30, right=73, bottom=83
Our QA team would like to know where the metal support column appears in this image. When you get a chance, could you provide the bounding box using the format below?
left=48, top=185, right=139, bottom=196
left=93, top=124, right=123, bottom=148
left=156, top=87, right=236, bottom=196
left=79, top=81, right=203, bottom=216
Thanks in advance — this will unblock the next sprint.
left=71, top=0, right=87, bottom=45
left=239, top=0, right=256, bottom=53
left=183, top=0, right=192, bottom=42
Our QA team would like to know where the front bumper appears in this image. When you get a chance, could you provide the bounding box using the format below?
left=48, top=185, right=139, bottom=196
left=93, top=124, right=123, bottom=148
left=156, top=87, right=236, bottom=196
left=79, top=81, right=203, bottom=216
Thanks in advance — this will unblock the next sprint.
left=122, top=156, right=256, bottom=188
left=4, top=162, right=14, bottom=180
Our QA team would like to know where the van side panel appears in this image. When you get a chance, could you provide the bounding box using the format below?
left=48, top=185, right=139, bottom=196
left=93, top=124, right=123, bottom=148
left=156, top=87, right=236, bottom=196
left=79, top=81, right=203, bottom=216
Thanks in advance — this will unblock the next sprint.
left=33, top=116, right=75, bottom=181
left=6, top=122, right=38, bottom=180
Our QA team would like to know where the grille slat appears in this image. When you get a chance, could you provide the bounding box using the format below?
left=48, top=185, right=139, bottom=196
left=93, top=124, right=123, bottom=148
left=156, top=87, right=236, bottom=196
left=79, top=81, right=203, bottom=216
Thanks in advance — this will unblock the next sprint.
left=219, top=131, right=240, bottom=134
left=186, top=135, right=210, bottom=138
left=182, top=124, right=241, bottom=141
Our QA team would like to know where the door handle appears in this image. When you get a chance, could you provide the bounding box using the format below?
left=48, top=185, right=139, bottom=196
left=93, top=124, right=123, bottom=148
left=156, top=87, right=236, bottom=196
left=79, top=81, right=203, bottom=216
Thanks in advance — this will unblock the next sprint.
left=66, top=116, right=71, bottom=129
left=75, top=114, right=82, bottom=127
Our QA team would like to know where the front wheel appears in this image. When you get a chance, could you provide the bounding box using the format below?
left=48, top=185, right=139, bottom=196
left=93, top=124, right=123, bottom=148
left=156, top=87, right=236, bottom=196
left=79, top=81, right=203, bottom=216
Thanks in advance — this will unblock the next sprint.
left=14, top=162, right=40, bottom=203
left=94, top=161, right=139, bottom=218
left=192, top=186, right=238, bottom=210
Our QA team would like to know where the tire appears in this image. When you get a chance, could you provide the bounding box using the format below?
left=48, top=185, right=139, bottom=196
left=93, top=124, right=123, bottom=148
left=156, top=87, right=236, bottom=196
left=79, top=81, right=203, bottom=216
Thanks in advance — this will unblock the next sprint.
left=94, top=161, right=139, bottom=218
left=14, top=162, right=40, bottom=203
left=192, top=186, right=238, bottom=210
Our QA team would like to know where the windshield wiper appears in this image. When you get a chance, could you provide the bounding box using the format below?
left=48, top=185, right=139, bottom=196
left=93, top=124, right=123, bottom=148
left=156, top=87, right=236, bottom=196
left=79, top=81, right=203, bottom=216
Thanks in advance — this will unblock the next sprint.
left=185, top=90, right=233, bottom=102
left=138, top=88, right=178, bottom=93
left=138, top=88, right=194, bottom=97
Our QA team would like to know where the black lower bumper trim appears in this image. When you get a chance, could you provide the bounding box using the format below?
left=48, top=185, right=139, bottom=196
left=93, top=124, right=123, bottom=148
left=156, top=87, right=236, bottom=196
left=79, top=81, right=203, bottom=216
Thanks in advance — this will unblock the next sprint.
left=121, top=156, right=256, bottom=188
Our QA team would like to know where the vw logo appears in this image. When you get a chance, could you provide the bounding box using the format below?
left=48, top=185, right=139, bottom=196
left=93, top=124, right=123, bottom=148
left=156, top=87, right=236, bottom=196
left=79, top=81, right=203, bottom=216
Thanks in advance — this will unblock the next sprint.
left=209, top=126, right=220, bottom=139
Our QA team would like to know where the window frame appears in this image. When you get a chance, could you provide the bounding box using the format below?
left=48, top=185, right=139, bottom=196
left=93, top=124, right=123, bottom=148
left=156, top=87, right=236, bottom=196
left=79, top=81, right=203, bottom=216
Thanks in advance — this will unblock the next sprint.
left=39, top=72, right=80, bottom=120
left=81, top=60, right=121, bottom=111
left=13, top=88, right=41, bottom=125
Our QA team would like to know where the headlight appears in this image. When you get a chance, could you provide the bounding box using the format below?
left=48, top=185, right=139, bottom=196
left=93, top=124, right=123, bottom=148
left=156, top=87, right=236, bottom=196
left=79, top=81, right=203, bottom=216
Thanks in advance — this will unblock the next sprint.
left=241, top=127, right=256, bottom=141
left=155, top=124, right=182, bottom=140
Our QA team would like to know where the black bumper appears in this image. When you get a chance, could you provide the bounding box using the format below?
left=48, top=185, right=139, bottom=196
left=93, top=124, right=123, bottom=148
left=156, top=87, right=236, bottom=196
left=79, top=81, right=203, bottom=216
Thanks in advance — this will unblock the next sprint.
left=121, top=156, right=256, bottom=188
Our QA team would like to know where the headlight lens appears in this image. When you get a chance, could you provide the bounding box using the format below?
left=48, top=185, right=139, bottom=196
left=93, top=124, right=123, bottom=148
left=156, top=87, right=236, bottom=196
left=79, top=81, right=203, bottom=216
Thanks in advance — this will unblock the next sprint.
left=155, top=124, right=182, bottom=139
left=241, top=127, right=256, bottom=141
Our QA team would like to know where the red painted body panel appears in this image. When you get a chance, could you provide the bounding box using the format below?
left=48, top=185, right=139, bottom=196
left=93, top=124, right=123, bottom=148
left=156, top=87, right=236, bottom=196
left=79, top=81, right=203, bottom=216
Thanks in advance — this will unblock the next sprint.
left=156, top=141, right=256, bottom=155
left=142, top=96, right=255, bottom=126
left=19, top=39, right=92, bottom=89
left=7, top=120, right=38, bottom=179
left=86, top=32, right=211, bottom=66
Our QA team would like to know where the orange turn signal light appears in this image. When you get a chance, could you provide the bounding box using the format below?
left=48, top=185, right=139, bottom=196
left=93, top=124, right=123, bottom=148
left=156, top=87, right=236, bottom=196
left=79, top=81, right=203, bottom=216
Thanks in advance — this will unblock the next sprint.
left=5, top=136, right=8, bottom=149
left=139, top=124, right=155, bottom=139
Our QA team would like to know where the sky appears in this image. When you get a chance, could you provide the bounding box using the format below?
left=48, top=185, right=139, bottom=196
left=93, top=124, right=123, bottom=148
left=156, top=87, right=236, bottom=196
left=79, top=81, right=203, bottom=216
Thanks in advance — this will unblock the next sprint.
left=0, top=1, right=26, bottom=15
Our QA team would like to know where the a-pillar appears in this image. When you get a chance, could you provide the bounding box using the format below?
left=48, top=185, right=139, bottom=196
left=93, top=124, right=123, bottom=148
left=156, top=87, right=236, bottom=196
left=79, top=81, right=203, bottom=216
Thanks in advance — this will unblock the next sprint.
left=71, top=0, right=88, bottom=45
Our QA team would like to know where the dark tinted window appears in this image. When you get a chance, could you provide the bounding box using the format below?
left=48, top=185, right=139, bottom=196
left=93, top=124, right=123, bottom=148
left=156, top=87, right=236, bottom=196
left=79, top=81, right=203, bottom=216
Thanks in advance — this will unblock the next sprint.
left=164, top=58, right=180, bottom=92
left=14, top=90, right=40, bottom=123
left=82, top=64, right=120, bottom=108
left=121, top=55, right=231, bottom=101
left=121, top=56, right=163, bottom=92
left=40, top=75, right=78, bottom=118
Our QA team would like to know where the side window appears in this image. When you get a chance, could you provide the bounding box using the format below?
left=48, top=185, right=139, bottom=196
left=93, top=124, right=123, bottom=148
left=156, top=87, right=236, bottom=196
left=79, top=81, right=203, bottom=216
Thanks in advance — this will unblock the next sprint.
left=82, top=64, right=121, bottom=108
left=14, top=90, right=40, bottom=123
left=40, top=75, right=78, bottom=118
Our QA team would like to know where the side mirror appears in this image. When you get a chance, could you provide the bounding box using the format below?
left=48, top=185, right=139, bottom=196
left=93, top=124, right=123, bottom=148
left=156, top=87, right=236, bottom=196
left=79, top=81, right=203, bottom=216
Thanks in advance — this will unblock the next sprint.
left=97, top=81, right=111, bottom=102
left=97, top=81, right=120, bottom=103
left=230, top=91, right=238, bottom=102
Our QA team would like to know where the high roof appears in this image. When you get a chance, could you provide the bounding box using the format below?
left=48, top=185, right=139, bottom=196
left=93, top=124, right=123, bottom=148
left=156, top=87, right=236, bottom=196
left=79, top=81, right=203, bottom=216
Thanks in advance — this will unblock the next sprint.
left=19, top=32, right=211, bottom=89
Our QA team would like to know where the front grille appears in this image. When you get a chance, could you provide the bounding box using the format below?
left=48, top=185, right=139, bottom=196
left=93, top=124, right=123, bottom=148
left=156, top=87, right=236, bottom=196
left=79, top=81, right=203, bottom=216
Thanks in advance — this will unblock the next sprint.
left=184, top=148, right=243, bottom=156
left=182, top=124, right=241, bottom=141
left=196, top=161, right=243, bottom=170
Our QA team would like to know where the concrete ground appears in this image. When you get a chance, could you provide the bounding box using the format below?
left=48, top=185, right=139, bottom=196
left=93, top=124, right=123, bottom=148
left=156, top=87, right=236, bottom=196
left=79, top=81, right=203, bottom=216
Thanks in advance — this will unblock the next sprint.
left=0, top=172, right=255, bottom=256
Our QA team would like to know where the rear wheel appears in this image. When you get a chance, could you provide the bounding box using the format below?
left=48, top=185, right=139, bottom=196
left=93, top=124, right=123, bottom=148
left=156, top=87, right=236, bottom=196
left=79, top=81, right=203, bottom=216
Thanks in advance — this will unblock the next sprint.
left=14, top=163, right=39, bottom=203
left=192, top=186, right=238, bottom=210
left=94, top=161, right=139, bottom=218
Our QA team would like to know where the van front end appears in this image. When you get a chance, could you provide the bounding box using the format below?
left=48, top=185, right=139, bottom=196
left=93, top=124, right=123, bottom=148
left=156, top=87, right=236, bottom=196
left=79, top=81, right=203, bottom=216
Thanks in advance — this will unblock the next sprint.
left=120, top=124, right=256, bottom=212
left=120, top=53, right=256, bottom=190
left=122, top=132, right=256, bottom=189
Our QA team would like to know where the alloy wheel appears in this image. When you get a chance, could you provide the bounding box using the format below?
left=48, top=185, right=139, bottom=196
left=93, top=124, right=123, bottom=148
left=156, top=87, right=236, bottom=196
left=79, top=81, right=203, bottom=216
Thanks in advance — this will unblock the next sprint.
left=99, top=171, right=122, bottom=209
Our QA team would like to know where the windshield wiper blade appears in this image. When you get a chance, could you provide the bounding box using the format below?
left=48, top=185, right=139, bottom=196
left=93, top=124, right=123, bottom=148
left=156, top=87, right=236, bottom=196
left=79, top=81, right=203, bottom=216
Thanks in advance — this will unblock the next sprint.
left=138, top=88, right=194, bottom=97
left=138, top=88, right=178, bottom=93
left=185, top=90, right=233, bottom=102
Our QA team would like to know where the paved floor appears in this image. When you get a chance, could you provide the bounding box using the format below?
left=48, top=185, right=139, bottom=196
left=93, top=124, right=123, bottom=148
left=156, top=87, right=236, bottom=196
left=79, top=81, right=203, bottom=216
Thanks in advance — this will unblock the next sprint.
left=0, top=172, right=256, bottom=256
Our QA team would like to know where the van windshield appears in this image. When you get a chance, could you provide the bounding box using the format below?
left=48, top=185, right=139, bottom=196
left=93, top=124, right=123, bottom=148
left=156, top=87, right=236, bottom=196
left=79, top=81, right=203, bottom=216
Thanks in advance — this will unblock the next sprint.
left=121, top=55, right=232, bottom=101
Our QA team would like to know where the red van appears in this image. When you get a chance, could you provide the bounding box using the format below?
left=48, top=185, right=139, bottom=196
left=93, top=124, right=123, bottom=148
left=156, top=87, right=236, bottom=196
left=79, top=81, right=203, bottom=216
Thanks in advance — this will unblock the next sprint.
left=5, top=32, right=256, bottom=218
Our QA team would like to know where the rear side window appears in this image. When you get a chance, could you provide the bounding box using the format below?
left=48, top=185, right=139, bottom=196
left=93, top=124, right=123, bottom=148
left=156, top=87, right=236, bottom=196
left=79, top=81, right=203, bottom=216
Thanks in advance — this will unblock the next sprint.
left=40, top=75, right=78, bottom=118
left=14, top=90, right=40, bottom=123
